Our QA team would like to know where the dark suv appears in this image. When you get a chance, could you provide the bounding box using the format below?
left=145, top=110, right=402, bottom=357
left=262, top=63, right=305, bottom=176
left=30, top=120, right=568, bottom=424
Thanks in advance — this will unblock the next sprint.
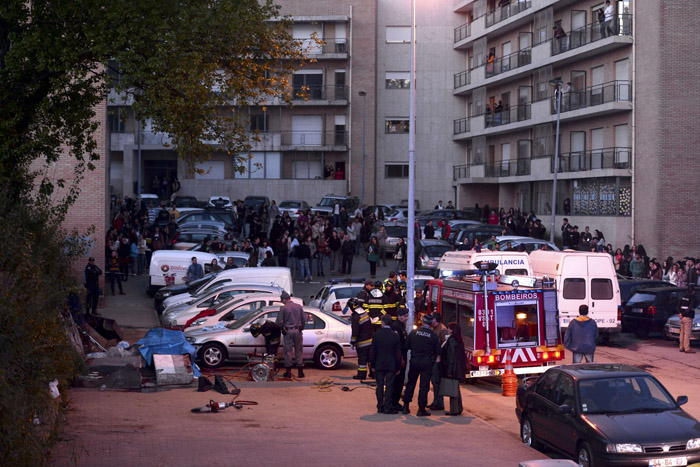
left=311, top=195, right=360, bottom=217
left=177, top=208, right=237, bottom=231
left=621, top=286, right=694, bottom=337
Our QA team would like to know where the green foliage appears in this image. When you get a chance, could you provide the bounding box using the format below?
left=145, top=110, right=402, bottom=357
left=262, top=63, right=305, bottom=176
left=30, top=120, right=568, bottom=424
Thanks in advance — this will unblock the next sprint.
left=0, top=191, right=88, bottom=465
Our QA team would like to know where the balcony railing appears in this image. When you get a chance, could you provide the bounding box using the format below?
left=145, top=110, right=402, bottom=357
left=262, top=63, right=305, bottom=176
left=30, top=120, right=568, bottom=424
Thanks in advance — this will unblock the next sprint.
left=454, top=117, right=470, bottom=135
left=551, top=147, right=631, bottom=173
left=552, top=14, right=633, bottom=55
left=485, top=158, right=531, bottom=177
left=281, top=130, right=348, bottom=147
left=551, top=80, right=632, bottom=114
left=485, top=0, right=532, bottom=28
left=454, top=69, right=471, bottom=89
left=485, top=48, right=531, bottom=78
left=454, top=22, right=471, bottom=43
left=292, top=85, right=349, bottom=101
left=453, top=164, right=470, bottom=180
left=304, top=38, right=348, bottom=55
left=485, top=103, right=531, bottom=128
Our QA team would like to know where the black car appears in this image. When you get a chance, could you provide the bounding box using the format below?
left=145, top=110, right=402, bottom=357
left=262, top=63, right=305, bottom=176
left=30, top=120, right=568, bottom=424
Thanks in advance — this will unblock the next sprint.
left=622, top=286, right=698, bottom=337
left=618, top=279, right=674, bottom=307
left=453, top=224, right=513, bottom=249
left=516, top=364, right=700, bottom=467
left=176, top=208, right=237, bottom=231
left=154, top=272, right=218, bottom=313
left=242, top=195, right=270, bottom=210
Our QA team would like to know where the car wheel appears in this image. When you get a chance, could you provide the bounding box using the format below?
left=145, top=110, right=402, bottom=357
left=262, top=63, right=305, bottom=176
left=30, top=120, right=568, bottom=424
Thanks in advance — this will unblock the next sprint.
left=314, top=344, right=341, bottom=370
left=577, top=441, right=595, bottom=467
left=633, top=328, right=650, bottom=338
left=521, top=416, right=542, bottom=450
left=199, top=343, right=227, bottom=369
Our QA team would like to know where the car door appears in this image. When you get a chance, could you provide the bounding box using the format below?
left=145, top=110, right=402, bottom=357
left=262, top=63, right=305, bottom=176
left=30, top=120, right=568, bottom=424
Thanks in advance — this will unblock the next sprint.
left=528, top=371, right=561, bottom=445
left=218, top=300, right=268, bottom=324
left=230, top=311, right=279, bottom=359
left=547, top=374, right=578, bottom=456
left=302, top=312, right=327, bottom=358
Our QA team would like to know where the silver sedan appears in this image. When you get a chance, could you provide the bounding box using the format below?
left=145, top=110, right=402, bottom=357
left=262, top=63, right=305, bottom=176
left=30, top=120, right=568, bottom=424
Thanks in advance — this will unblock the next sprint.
left=186, top=306, right=356, bottom=369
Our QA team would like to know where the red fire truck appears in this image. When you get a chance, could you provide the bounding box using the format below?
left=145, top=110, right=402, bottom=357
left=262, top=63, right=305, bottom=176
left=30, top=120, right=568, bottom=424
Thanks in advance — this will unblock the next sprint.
left=419, top=265, right=565, bottom=379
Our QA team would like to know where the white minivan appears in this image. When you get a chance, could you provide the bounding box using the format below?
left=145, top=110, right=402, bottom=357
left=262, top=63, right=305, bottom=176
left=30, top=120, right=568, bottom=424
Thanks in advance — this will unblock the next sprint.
left=437, top=250, right=533, bottom=278
left=159, top=267, right=294, bottom=310
left=529, top=250, right=621, bottom=338
left=148, top=250, right=221, bottom=295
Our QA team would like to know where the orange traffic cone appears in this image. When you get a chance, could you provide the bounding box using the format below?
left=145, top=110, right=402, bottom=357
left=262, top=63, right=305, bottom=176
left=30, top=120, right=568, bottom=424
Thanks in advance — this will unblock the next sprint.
left=501, top=350, right=517, bottom=397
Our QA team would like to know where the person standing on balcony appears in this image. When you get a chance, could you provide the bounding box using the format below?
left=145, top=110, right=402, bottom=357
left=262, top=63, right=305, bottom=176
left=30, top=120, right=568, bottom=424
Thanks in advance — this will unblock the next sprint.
left=494, top=101, right=503, bottom=125
left=603, top=0, right=615, bottom=37
left=486, top=51, right=495, bottom=75
left=553, top=25, right=567, bottom=53
left=597, top=7, right=606, bottom=38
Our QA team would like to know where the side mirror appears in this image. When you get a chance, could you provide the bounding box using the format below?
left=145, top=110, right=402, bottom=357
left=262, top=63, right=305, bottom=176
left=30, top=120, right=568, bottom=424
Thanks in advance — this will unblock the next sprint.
left=243, top=327, right=250, bottom=333
left=559, top=404, right=573, bottom=415
left=677, top=395, right=688, bottom=406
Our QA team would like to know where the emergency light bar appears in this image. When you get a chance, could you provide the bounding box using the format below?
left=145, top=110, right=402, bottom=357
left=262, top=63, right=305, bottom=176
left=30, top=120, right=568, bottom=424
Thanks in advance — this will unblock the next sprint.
left=472, top=261, right=499, bottom=272
left=328, top=277, right=366, bottom=284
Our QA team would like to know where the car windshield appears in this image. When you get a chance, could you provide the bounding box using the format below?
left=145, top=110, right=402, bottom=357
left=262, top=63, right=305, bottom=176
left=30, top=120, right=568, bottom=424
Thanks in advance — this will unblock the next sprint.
left=387, top=209, right=402, bottom=217
left=193, top=282, right=227, bottom=298
left=318, top=198, right=340, bottom=207
left=280, top=201, right=300, bottom=208
left=385, top=226, right=407, bottom=237
left=176, top=198, right=199, bottom=207
left=424, top=245, right=450, bottom=257
left=578, top=376, right=676, bottom=414
left=333, top=286, right=364, bottom=299
left=626, top=293, right=657, bottom=306
left=188, top=273, right=217, bottom=290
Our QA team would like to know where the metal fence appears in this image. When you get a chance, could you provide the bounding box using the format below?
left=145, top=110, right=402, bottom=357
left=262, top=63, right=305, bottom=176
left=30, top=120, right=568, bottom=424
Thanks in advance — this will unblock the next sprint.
left=281, top=131, right=348, bottom=147
left=551, top=80, right=632, bottom=114
left=454, top=69, right=471, bottom=89
left=454, top=117, right=470, bottom=135
left=292, top=85, right=349, bottom=100
left=453, top=164, right=469, bottom=181
left=485, top=0, right=532, bottom=28
left=454, top=22, right=471, bottom=43
left=485, top=48, right=531, bottom=78
left=485, top=159, right=531, bottom=177
left=550, top=147, right=632, bottom=173
left=551, top=14, right=633, bottom=55
left=485, top=103, right=531, bottom=128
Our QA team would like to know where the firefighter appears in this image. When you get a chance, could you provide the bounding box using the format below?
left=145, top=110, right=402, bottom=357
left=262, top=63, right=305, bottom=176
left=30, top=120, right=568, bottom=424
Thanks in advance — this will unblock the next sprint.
left=356, top=280, right=374, bottom=310
left=382, top=271, right=398, bottom=292
left=250, top=321, right=282, bottom=357
left=382, top=280, right=401, bottom=319
left=367, top=280, right=386, bottom=331
left=349, top=298, right=373, bottom=380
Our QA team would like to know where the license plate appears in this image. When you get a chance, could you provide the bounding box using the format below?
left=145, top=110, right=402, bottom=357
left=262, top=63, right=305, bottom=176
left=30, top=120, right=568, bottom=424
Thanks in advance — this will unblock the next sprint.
left=630, top=308, right=644, bottom=313
left=649, top=457, right=687, bottom=466
left=668, top=327, right=680, bottom=334
left=469, top=369, right=502, bottom=377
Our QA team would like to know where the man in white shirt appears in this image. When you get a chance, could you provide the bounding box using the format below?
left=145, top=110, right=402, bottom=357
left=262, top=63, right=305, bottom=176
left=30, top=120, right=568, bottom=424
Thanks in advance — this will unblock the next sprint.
left=603, top=0, right=614, bottom=37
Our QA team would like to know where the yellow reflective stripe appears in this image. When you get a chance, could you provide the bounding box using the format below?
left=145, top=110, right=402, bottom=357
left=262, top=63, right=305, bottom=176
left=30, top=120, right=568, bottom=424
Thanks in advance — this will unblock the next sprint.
left=358, top=315, right=370, bottom=323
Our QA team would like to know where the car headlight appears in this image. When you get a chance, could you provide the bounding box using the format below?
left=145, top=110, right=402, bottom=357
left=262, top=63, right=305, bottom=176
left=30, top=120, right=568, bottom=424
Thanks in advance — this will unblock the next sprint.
left=606, top=443, right=643, bottom=453
left=687, top=438, right=700, bottom=450
left=169, top=319, right=179, bottom=326
left=185, top=337, right=196, bottom=344
left=161, top=292, right=172, bottom=298
left=191, top=318, right=207, bottom=326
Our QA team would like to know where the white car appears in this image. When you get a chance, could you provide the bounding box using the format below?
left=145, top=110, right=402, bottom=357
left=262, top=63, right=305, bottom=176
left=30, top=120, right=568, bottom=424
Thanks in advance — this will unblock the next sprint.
left=482, top=235, right=560, bottom=252
left=208, top=196, right=233, bottom=209
left=160, top=282, right=283, bottom=314
left=182, top=292, right=303, bottom=332
left=278, top=200, right=310, bottom=219
left=308, top=280, right=366, bottom=316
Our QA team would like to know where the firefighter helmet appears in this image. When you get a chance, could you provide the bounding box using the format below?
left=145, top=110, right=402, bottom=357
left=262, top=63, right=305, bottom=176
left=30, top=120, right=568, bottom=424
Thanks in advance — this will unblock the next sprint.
left=249, top=323, right=262, bottom=338
left=347, top=298, right=360, bottom=310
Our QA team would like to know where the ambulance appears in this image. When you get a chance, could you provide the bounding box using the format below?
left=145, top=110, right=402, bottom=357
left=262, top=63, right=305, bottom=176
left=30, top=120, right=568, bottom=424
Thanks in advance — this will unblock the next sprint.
left=437, top=250, right=533, bottom=278
left=420, top=263, right=564, bottom=379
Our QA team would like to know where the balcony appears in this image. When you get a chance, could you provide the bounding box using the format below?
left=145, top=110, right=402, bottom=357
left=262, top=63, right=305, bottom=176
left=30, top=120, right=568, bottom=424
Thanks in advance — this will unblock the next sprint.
left=485, top=158, right=531, bottom=178
left=552, top=15, right=632, bottom=56
left=485, top=0, right=532, bottom=28
left=454, top=70, right=471, bottom=91
left=291, top=85, right=349, bottom=105
left=280, top=130, right=348, bottom=150
left=486, top=103, right=531, bottom=128
left=307, top=38, right=349, bottom=60
left=551, top=147, right=631, bottom=174
left=453, top=164, right=470, bottom=181
left=551, top=80, right=631, bottom=115
left=249, top=132, right=282, bottom=151
left=453, top=104, right=531, bottom=140
left=486, top=48, right=531, bottom=78
left=454, top=22, right=471, bottom=43
left=454, top=117, right=470, bottom=135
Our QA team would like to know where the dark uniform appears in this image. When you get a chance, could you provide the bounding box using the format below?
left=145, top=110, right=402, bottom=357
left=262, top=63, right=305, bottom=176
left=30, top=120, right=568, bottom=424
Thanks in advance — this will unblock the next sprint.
left=251, top=321, right=282, bottom=356
left=356, top=282, right=373, bottom=309
left=402, top=319, right=441, bottom=415
left=365, top=284, right=385, bottom=332
left=276, top=298, right=305, bottom=378
left=350, top=299, right=374, bottom=379
left=382, top=282, right=401, bottom=319
left=84, top=258, right=102, bottom=316
left=390, top=310, right=409, bottom=411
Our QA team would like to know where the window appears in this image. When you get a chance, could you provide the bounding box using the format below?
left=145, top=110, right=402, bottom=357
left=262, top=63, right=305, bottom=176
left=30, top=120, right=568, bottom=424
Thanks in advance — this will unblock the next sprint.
left=304, top=312, right=326, bottom=330
left=535, top=371, right=560, bottom=402
left=108, top=107, right=127, bottom=133
left=563, top=278, right=586, bottom=299
left=334, top=286, right=364, bottom=299
left=386, top=26, right=411, bottom=43
left=591, top=279, right=613, bottom=299
left=386, top=72, right=410, bottom=89
left=385, top=164, right=409, bottom=178
left=385, top=119, right=409, bottom=134
left=495, top=302, right=539, bottom=347
left=292, top=71, right=323, bottom=99
left=249, top=114, right=268, bottom=132
left=195, top=161, right=225, bottom=180
left=555, top=375, right=575, bottom=408
left=234, top=152, right=281, bottom=179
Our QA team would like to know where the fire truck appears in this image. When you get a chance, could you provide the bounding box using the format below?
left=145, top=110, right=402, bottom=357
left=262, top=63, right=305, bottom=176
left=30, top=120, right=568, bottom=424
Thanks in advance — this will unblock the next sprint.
left=419, top=262, right=565, bottom=379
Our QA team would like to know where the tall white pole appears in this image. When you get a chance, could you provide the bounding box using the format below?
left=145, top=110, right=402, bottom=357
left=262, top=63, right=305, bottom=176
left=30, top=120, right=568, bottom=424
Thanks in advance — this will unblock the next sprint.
left=406, top=0, right=417, bottom=331
left=359, top=91, right=367, bottom=206
left=549, top=84, right=562, bottom=244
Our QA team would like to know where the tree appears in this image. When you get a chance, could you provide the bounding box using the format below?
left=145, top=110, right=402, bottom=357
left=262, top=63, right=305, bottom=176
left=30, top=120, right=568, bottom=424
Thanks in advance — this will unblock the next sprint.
left=0, top=0, right=308, bottom=208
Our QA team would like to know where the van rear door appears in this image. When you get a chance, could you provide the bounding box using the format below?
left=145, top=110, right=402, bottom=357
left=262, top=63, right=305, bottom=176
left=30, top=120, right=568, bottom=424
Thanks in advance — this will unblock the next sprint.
left=559, top=255, right=589, bottom=327
left=587, top=255, right=617, bottom=326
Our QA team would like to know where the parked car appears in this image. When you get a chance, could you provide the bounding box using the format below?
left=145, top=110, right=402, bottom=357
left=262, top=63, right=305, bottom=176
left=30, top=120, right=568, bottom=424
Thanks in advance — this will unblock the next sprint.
left=308, top=279, right=366, bottom=316
left=516, top=363, right=700, bottom=467
left=278, top=200, right=310, bottom=219
left=154, top=272, right=218, bottom=312
left=622, top=286, right=700, bottom=337
left=445, top=219, right=485, bottom=244
left=186, top=306, right=356, bottom=369
left=311, top=194, right=360, bottom=217
left=172, top=227, right=227, bottom=250
left=664, top=310, right=700, bottom=342
left=481, top=236, right=560, bottom=253
left=382, top=224, right=408, bottom=253
left=385, top=208, right=419, bottom=223
left=177, top=208, right=237, bottom=231
left=172, top=196, right=206, bottom=209
left=178, top=220, right=227, bottom=232
left=243, top=195, right=270, bottom=209
left=618, top=279, right=675, bottom=307
left=454, top=224, right=513, bottom=249
left=208, top=196, right=233, bottom=209
left=417, top=239, right=451, bottom=271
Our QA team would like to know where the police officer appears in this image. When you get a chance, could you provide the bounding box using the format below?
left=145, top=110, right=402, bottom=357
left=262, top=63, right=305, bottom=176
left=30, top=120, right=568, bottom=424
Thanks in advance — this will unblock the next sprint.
left=84, top=257, right=102, bottom=316
left=275, top=292, right=305, bottom=378
left=390, top=307, right=409, bottom=411
left=250, top=320, right=282, bottom=357
left=349, top=298, right=373, bottom=380
left=402, top=314, right=441, bottom=416
left=382, top=280, right=401, bottom=319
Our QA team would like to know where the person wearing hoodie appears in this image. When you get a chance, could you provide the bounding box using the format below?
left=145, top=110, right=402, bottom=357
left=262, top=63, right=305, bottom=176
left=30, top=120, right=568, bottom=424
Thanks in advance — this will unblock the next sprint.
left=564, top=305, right=599, bottom=363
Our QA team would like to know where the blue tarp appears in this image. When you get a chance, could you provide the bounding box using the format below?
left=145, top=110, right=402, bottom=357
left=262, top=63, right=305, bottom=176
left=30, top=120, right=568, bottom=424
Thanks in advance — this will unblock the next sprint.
left=136, top=328, right=200, bottom=377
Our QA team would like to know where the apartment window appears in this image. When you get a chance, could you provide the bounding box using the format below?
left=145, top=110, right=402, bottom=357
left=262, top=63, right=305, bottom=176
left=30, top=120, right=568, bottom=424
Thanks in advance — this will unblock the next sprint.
left=292, top=71, right=323, bottom=99
left=106, top=59, right=121, bottom=87
left=108, top=107, right=127, bottom=133
left=385, top=119, right=409, bottom=133
left=249, top=114, right=269, bottom=132
left=235, top=152, right=281, bottom=179
left=385, top=164, right=409, bottom=178
left=386, top=26, right=411, bottom=43
left=386, top=72, right=410, bottom=89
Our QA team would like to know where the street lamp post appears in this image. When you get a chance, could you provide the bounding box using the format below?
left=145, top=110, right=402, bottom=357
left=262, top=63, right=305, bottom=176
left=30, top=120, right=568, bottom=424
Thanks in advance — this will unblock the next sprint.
left=406, top=0, right=417, bottom=331
left=359, top=91, right=367, bottom=207
left=548, top=79, right=563, bottom=244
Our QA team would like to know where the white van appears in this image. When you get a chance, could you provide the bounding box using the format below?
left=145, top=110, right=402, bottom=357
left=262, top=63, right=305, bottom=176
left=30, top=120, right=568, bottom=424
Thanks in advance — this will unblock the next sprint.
left=437, top=250, right=533, bottom=277
left=149, top=250, right=221, bottom=294
left=159, top=266, right=294, bottom=309
left=529, top=250, right=621, bottom=338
